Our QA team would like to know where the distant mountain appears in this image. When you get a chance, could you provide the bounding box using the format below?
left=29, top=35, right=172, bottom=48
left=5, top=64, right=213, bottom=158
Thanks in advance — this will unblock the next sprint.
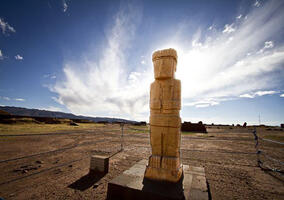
left=0, top=106, right=137, bottom=123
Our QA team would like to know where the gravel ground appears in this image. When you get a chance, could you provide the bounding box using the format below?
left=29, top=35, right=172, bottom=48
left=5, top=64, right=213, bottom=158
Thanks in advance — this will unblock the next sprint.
left=0, top=124, right=283, bottom=200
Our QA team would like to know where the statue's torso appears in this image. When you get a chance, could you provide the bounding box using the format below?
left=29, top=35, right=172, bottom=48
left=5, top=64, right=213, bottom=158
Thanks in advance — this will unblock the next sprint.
left=150, top=79, right=181, bottom=111
left=150, top=79, right=181, bottom=128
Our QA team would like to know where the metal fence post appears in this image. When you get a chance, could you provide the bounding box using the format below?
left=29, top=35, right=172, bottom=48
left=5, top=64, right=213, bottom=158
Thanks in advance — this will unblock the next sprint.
left=120, top=123, right=124, bottom=151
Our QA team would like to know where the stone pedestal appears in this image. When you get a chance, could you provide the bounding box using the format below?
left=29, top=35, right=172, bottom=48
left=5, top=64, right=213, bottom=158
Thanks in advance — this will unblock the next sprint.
left=107, top=160, right=209, bottom=200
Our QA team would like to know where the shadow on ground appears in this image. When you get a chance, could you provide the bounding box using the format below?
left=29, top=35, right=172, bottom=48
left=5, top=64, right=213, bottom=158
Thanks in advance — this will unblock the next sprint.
left=68, top=171, right=105, bottom=191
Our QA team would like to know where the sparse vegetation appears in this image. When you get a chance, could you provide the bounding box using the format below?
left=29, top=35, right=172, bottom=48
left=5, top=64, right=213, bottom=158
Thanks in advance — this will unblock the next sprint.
left=127, top=125, right=149, bottom=133
left=0, top=123, right=105, bottom=135
left=264, top=135, right=284, bottom=142
left=181, top=131, right=200, bottom=135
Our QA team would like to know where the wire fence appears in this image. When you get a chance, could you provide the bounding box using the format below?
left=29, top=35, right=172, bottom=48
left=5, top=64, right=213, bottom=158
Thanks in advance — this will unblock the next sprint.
left=252, top=129, right=284, bottom=174
left=1, top=123, right=283, bottom=186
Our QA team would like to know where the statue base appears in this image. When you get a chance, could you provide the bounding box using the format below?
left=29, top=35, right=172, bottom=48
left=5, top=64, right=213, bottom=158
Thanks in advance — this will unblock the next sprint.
left=106, top=160, right=209, bottom=200
left=144, top=155, right=183, bottom=183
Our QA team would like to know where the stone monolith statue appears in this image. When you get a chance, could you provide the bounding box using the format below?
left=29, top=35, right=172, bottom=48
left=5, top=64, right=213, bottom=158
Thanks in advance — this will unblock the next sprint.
left=144, top=48, right=183, bottom=183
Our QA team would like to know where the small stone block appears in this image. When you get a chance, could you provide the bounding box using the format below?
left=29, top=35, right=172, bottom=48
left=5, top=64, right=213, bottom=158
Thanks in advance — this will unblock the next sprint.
left=90, top=155, right=109, bottom=174
left=106, top=160, right=209, bottom=200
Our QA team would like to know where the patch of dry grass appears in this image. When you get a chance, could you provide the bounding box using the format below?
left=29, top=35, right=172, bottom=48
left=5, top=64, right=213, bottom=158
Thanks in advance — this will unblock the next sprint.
left=0, top=123, right=105, bottom=135
left=264, top=134, right=284, bottom=142
left=126, top=125, right=149, bottom=133
left=181, top=131, right=200, bottom=135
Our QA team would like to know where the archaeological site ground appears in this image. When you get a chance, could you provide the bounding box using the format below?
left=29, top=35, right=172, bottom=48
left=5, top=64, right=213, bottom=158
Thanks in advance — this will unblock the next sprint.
left=0, top=122, right=283, bottom=199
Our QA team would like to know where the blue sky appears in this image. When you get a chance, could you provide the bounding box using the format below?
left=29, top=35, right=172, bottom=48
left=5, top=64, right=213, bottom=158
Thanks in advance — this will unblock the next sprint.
left=0, top=0, right=283, bottom=125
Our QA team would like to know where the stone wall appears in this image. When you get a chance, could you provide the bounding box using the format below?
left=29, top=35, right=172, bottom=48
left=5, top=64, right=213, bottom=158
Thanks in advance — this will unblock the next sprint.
left=181, top=121, right=207, bottom=133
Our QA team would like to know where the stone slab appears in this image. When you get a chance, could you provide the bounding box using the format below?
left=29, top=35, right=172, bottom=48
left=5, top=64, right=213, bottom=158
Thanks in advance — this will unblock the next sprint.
left=106, top=160, right=209, bottom=200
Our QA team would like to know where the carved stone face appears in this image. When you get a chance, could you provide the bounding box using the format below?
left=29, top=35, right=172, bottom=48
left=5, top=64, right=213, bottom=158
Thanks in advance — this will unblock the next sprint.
left=152, top=48, right=177, bottom=80
left=153, top=57, right=176, bottom=79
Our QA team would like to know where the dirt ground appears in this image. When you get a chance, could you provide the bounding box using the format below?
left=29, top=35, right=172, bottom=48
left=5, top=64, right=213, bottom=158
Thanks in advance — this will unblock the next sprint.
left=0, top=124, right=283, bottom=200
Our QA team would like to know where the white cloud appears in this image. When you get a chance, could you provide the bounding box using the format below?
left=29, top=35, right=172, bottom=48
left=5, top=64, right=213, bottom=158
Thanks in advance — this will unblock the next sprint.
left=280, top=94, right=284, bottom=97
left=195, top=104, right=209, bottom=108
left=184, top=99, right=220, bottom=108
left=239, top=94, right=254, bottom=98
left=0, top=50, right=3, bottom=60
left=240, top=90, right=278, bottom=98
left=258, top=41, right=274, bottom=53
left=0, top=18, right=15, bottom=35
left=51, top=96, right=61, bottom=104
left=236, top=14, right=242, bottom=19
left=192, top=40, right=202, bottom=47
left=0, top=96, right=25, bottom=101
left=264, top=41, right=274, bottom=49
left=141, top=60, right=145, bottom=64
left=44, top=74, right=56, bottom=79
left=14, top=98, right=25, bottom=101
left=254, top=1, right=261, bottom=7
left=51, top=0, right=284, bottom=120
left=15, top=54, right=23, bottom=60
left=40, top=106, right=62, bottom=112
left=223, top=23, right=235, bottom=33
left=255, top=90, right=278, bottom=96
left=51, top=3, right=146, bottom=120
left=3, top=97, right=10, bottom=101
left=162, top=1, right=284, bottom=109
left=62, top=0, right=68, bottom=12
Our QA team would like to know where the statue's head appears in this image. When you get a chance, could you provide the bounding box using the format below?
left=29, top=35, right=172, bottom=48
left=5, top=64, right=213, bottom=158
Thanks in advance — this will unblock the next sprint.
left=152, top=48, right=177, bottom=79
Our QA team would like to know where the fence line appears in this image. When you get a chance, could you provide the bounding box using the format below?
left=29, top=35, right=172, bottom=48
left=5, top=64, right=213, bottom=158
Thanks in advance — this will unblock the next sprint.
left=252, top=129, right=283, bottom=174
left=259, top=137, right=284, bottom=145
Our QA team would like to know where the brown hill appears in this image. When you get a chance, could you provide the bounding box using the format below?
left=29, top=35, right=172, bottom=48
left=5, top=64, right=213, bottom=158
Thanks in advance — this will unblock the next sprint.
left=0, top=109, right=11, bottom=115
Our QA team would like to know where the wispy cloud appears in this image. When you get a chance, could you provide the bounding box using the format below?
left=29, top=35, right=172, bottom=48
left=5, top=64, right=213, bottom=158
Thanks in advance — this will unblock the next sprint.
left=280, top=94, right=284, bottom=97
left=165, top=0, right=284, bottom=109
left=15, top=54, right=23, bottom=60
left=44, top=74, right=56, bottom=79
left=0, top=50, right=3, bottom=60
left=255, top=90, right=278, bottom=96
left=14, top=98, right=25, bottom=101
left=52, top=2, right=146, bottom=119
left=3, top=97, right=10, bottom=101
left=62, top=0, right=68, bottom=12
left=184, top=99, right=220, bottom=108
left=239, top=94, right=254, bottom=98
left=264, top=41, right=274, bottom=48
left=222, top=23, right=235, bottom=33
left=0, top=96, right=10, bottom=101
left=240, top=90, right=278, bottom=98
left=258, top=40, right=274, bottom=53
left=0, top=96, right=25, bottom=102
left=254, top=0, right=261, bottom=7
left=0, top=18, right=15, bottom=35
left=39, top=106, right=62, bottom=112
left=51, top=0, right=284, bottom=120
